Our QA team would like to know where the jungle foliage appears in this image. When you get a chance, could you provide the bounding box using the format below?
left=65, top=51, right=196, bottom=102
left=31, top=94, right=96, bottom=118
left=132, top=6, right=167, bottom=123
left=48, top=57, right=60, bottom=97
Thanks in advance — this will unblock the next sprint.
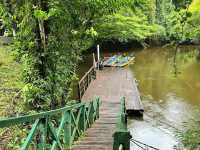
left=94, top=0, right=164, bottom=43
left=155, top=0, right=200, bottom=43
left=95, top=0, right=200, bottom=44
left=95, top=7, right=165, bottom=43
left=0, top=0, right=200, bottom=149
left=0, top=0, right=133, bottom=112
left=0, top=0, right=199, bottom=113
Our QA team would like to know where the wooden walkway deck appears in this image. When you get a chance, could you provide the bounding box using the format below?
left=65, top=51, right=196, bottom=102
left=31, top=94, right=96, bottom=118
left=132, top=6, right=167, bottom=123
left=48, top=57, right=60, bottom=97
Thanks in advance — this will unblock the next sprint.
left=73, top=67, right=143, bottom=150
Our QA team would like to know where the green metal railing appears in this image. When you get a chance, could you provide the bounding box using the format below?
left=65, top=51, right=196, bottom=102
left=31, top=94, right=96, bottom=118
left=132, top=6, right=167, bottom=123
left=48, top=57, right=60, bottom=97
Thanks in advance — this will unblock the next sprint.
left=113, top=97, right=132, bottom=150
left=0, top=97, right=100, bottom=150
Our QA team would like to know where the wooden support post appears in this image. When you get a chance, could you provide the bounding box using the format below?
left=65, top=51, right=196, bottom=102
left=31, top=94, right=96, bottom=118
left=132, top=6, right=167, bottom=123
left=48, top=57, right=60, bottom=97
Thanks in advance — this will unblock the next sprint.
left=97, top=45, right=100, bottom=70
left=93, top=53, right=97, bottom=68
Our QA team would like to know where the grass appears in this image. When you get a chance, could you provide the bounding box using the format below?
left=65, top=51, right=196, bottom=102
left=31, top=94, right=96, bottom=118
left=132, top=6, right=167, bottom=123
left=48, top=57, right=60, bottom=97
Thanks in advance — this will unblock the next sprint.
left=177, top=118, right=200, bottom=150
left=0, top=45, right=25, bottom=149
left=0, top=45, right=23, bottom=117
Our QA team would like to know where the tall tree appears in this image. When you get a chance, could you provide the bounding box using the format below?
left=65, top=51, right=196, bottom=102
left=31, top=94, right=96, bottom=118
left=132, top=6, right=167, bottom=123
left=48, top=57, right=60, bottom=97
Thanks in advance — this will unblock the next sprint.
left=0, top=0, right=131, bottom=111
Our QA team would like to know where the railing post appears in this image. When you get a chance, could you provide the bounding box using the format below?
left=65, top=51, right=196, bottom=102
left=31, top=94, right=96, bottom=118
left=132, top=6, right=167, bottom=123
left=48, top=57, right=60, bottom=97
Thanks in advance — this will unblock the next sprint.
left=21, top=119, right=40, bottom=150
left=113, top=132, right=132, bottom=150
left=96, top=97, right=100, bottom=119
left=93, top=68, right=96, bottom=80
left=87, top=73, right=89, bottom=89
left=113, top=97, right=132, bottom=150
left=89, top=71, right=92, bottom=84
left=64, top=111, right=72, bottom=149
left=83, top=79, right=86, bottom=94
left=79, top=105, right=86, bottom=132
left=37, top=118, right=48, bottom=150
left=89, top=101, right=95, bottom=124
left=78, top=83, right=81, bottom=101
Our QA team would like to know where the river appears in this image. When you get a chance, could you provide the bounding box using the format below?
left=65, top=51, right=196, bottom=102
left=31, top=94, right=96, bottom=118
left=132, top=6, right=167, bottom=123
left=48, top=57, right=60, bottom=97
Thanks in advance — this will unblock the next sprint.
left=75, top=45, right=200, bottom=150
left=128, top=46, right=200, bottom=150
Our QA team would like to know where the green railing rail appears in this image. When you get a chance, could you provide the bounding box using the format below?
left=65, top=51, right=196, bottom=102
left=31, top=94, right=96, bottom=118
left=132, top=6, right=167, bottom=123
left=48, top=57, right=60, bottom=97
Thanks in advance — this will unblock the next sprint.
left=0, top=97, right=100, bottom=150
left=113, top=97, right=132, bottom=150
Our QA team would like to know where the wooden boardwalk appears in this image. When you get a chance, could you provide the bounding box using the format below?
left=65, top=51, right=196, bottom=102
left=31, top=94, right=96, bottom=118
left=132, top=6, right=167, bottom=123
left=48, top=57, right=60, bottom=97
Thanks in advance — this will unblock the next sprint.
left=73, top=67, right=143, bottom=150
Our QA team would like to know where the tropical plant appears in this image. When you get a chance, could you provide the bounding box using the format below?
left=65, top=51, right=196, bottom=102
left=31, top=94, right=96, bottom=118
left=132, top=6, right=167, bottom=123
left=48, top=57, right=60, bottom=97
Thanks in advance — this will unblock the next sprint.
left=95, top=7, right=164, bottom=43
left=0, top=0, right=132, bottom=111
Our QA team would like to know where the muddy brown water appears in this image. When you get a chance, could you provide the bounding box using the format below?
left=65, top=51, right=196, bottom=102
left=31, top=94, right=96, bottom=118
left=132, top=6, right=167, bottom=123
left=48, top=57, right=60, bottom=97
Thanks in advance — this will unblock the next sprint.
left=75, top=45, right=200, bottom=150
left=129, top=46, right=200, bottom=150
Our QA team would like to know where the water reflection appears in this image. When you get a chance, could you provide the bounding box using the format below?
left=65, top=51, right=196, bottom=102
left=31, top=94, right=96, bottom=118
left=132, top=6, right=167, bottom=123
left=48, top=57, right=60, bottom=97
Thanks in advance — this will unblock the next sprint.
left=130, top=46, right=200, bottom=105
left=129, top=46, right=200, bottom=149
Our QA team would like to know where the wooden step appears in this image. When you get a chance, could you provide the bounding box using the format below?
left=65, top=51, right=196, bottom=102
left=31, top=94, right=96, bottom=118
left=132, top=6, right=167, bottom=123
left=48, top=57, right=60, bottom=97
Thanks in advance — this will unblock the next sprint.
left=74, top=68, right=143, bottom=149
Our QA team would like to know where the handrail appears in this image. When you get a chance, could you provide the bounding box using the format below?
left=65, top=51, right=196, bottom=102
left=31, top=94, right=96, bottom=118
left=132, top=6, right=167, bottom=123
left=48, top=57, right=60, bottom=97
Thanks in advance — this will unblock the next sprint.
left=113, top=97, right=132, bottom=150
left=79, top=66, right=95, bottom=84
left=78, top=66, right=96, bottom=100
left=0, top=97, right=100, bottom=150
left=0, top=103, right=84, bottom=128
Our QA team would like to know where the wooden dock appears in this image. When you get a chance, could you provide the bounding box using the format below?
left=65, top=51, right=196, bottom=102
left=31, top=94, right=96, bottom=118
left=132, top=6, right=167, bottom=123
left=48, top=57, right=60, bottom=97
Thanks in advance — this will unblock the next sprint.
left=73, top=67, right=143, bottom=150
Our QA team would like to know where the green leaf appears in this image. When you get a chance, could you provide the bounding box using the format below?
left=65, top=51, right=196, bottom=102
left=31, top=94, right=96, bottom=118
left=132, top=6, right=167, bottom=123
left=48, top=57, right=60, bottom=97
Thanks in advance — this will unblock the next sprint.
left=33, top=10, right=48, bottom=20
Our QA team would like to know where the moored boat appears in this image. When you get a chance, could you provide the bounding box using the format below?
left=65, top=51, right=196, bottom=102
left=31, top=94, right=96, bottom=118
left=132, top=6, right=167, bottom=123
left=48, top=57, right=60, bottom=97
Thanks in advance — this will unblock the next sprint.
left=103, top=54, right=135, bottom=67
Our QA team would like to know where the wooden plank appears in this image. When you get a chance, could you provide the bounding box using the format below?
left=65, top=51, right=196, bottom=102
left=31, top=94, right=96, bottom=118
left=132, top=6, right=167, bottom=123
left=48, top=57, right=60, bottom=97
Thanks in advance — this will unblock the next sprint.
left=73, top=67, right=143, bottom=150
left=73, top=101, right=119, bottom=150
left=82, top=67, right=143, bottom=112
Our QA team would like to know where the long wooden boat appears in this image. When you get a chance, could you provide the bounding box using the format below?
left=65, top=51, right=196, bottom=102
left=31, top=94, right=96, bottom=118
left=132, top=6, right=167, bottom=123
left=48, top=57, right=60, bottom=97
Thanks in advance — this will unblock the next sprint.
left=113, top=56, right=135, bottom=67
left=103, top=54, right=135, bottom=67
left=103, top=55, right=118, bottom=67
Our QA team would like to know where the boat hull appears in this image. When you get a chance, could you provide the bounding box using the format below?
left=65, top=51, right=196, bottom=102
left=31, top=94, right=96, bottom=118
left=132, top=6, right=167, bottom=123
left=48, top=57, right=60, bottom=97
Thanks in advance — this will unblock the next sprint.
left=103, top=55, right=135, bottom=67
